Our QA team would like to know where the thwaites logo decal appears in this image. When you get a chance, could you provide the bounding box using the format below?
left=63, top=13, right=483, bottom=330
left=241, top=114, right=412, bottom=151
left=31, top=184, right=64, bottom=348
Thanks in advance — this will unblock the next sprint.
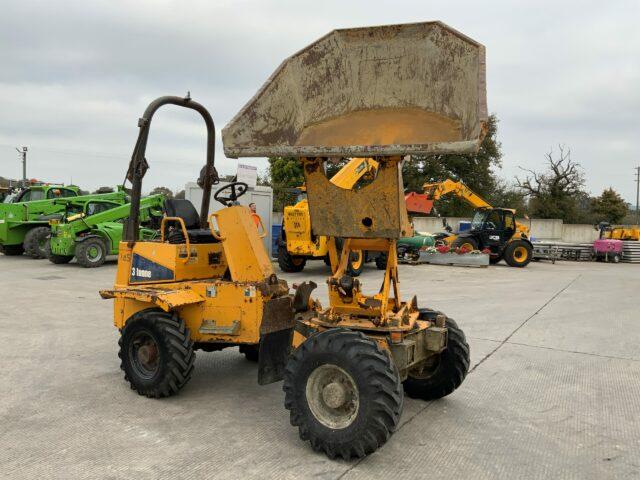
left=130, top=254, right=175, bottom=283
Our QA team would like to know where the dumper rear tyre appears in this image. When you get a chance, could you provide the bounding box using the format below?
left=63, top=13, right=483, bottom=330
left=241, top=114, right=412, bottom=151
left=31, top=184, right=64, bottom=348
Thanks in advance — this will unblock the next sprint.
left=283, top=328, right=403, bottom=460
left=277, top=245, right=306, bottom=272
left=504, top=240, right=532, bottom=268
left=1, top=244, right=24, bottom=256
left=119, top=310, right=195, bottom=398
left=44, top=239, right=73, bottom=264
left=403, top=315, right=470, bottom=401
left=24, top=226, right=50, bottom=258
left=76, top=237, right=107, bottom=268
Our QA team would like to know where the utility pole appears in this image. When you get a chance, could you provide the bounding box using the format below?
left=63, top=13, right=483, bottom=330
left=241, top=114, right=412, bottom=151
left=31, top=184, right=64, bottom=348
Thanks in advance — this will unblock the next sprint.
left=15, top=146, right=28, bottom=187
left=635, top=166, right=640, bottom=225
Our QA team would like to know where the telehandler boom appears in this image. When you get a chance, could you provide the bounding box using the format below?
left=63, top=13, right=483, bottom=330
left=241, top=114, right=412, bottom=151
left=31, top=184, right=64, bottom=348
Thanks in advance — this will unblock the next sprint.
left=47, top=194, right=165, bottom=267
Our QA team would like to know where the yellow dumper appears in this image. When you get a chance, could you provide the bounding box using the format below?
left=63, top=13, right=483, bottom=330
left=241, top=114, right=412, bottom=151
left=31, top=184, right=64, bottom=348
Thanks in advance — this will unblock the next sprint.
left=103, top=21, right=487, bottom=459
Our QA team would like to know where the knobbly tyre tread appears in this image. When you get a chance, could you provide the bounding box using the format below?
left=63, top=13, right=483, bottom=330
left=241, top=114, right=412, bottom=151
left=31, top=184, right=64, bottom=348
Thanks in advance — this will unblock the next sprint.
left=403, top=314, right=470, bottom=401
left=119, top=310, right=195, bottom=398
left=375, top=252, right=387, bottom=270
left=283, top=328, right=403, bottom=460
left=44, top=238, right=73, bottom=264
left=23, top=226, right=50, bottom=258
left=277, top=243, right=306, bottom=272
left=76, top=237, right=107, bottom=268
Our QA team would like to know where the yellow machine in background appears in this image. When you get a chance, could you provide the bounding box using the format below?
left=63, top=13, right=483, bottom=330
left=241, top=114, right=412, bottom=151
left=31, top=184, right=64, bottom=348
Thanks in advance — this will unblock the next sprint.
left=423, top=179, right=533, bottom=267
left=278, top=157, right=378, bottom=275
left=605, top=226, right=640, bottom=241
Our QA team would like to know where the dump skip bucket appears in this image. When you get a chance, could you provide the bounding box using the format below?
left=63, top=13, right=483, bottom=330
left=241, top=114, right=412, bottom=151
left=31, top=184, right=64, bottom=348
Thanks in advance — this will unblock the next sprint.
left=223, top=21, right=487, bottom=158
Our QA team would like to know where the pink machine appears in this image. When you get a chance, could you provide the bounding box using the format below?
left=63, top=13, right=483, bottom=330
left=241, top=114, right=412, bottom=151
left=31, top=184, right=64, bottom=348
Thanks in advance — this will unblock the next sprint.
left=593, top=239, right=623, bottom=263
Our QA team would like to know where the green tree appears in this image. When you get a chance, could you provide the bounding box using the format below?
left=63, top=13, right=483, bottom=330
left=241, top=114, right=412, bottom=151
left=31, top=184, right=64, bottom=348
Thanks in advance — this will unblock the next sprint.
left=591, top=188, right=629, bottom=224
left=516, top=145, right=587, bottom=223
left=268, top=157, right=305, bottom=211
left=150, top=186, right=174, bottom=199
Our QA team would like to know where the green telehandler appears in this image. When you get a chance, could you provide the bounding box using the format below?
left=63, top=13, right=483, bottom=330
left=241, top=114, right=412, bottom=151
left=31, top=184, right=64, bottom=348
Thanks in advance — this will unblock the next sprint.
left=46, top=194, right=165, bottom=267
left=0, top=185, right=127, bottom=258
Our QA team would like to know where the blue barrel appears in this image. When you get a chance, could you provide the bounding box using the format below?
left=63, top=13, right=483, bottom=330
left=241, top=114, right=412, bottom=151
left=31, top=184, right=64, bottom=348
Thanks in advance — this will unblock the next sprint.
left=272, top=224, right=282, bottom=256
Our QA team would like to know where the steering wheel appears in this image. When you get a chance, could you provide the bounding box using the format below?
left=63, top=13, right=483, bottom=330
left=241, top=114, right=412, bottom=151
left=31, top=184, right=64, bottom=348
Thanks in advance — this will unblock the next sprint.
left=213, top=181, right=249, bottom=206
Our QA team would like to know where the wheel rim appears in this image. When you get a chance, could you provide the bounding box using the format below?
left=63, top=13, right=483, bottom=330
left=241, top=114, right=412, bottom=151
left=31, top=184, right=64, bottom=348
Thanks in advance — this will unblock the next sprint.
left=306, top=364, right=359, bottom=429
left=350, top=250, right=363, bottom=270
left=87, top=244, right=103, bottom=262
left=291, top=256, right=304, bottom=266
left=460, top=242, right=474, bottom=251
left=513, top=246, right=528, bottom=262
left=129, top=330, right=160, bottom=379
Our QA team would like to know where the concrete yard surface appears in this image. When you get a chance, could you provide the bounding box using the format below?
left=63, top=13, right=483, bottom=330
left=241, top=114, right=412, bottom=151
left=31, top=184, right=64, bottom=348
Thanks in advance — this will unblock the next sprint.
left=1, top=257, right=639, bottom=479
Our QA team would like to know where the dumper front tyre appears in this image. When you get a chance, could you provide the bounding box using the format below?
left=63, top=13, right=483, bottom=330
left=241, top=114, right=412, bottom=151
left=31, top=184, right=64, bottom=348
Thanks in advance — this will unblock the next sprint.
left=24, top=226, right=50, bottom=258
left=119, top=310, right=195, bottom=398
left=504, top=240, right=532, bottom=268
left=403, top=316, right=469, bottom=401
left=375, top=252, right=387, bottom=270
left=277, top=245, right=306, bottom=272
left=1, top=244, right=24, bottom=256
left=76, top=237, right=107, bottom=268
left=283, top=328, right=403, bottom=460
left=44, top=239, right=73, bottom=264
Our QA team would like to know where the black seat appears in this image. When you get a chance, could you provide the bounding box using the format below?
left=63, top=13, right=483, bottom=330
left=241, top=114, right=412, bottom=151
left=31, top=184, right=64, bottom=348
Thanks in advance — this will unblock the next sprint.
left=163, top=199, right=218, bottom=244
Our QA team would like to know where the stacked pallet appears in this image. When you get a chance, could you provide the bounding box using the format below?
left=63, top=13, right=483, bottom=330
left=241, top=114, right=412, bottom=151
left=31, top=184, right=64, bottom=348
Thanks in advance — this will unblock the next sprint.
left=622, top=241, right=640, bottom=263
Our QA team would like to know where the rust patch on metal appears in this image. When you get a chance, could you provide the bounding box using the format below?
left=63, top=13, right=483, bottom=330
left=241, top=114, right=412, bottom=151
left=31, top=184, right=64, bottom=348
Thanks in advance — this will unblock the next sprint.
left=222, top=21, right=487, bottom=159
left=260, top=296, right=295, bottom=335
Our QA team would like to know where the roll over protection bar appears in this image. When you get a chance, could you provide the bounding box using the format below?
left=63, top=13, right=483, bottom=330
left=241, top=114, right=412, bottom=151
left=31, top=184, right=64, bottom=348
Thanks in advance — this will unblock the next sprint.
left=123, top=94, right=219, bottom=243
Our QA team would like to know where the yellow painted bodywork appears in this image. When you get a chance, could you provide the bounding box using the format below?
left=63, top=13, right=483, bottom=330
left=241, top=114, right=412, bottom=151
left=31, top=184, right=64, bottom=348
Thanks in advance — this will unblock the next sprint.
left=282, top=157, right=379, bottom=257
left=102, top=205, right=284, bottom=346
left=606, top=226, right=640, bottom=241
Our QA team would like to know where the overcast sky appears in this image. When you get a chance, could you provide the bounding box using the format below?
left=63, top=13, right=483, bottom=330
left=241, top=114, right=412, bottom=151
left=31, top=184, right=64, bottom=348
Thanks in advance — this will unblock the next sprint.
left=1, top=0, right=639, bottom=202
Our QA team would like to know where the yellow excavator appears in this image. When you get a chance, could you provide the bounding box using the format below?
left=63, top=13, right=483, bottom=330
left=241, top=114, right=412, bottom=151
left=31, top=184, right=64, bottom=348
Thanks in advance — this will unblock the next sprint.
left=423, top=179, right=533, bottom=267
left=278, top=157, right=379, bottom=275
